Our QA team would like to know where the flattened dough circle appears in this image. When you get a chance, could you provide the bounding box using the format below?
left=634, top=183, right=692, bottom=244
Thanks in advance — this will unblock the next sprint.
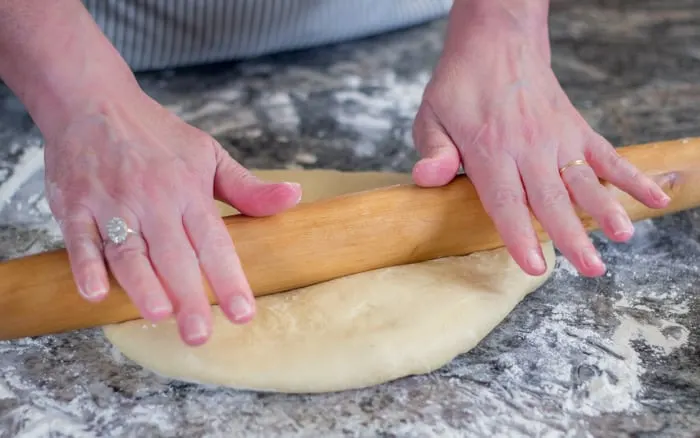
left=103, top=170, right=555, bottom=393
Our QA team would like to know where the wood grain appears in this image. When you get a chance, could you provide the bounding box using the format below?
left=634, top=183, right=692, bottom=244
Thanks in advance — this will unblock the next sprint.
left=0, top=138, right=699, bottom=340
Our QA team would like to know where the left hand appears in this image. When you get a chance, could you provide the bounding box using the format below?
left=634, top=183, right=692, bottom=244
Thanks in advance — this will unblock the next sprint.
left=410, top=15, right=670, bottom=277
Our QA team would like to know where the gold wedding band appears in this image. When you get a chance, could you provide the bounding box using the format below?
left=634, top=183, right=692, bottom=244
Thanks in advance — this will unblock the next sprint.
left=558, top=159, right=588, bottom=176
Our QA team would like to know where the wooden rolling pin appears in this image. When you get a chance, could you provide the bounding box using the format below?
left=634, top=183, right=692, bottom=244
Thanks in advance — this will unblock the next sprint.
left=0, top=138, right=699, bottom=340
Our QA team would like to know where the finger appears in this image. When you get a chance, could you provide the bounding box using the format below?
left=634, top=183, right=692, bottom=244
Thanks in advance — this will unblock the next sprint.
left=98, top=213, right=173, bottom=323
left=60, top=210, right=109, bottom=302
left=559, top=157, right=634, bottom=242
left=411, top=104, right=461, bottom=187
left=519, top=157, right=606, bottom=277
left=183, top=202, right=255, bottom=324
left=141, top=211, right=213, bottom=346
left=214, top=147, right=301, bottom=216
left=586, top=134, right=670, bottom=208
left=462, top=151, right=548, bottom=276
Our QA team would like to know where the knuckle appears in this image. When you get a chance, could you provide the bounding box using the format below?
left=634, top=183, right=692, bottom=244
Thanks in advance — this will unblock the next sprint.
left=604, top=203, right=627, bottom=220
left=66, top=203, right=93, bottom=218
left=563, top=167, right=596, bottom=186
left=597, top=147, right=640, bottom=179
left=105, top=239, right=146, bottom=263
left=61, top=218, right=91, bottom=238
left=152, top=243, right=191, bottom=266
left=605, top=150, right=626, bottom=169
left=593, top=201, right=618, bottom=218
left=125, top=278, right=155, bottom=298
left=73, top=259, right=102, bottom=278
left=172, top=283, right=207, bottom=303
left=624, top=166, right=642, bottom=182
left=601, top=208, right=622, bottom=224
left=460, top=123, right=504, bottom=161
left=552, top=230, right=584, bottom=250
left=67, top=234, right=102, bottom=259
left=615, top=162, right=641, bottom=182
left=201, top=228, right=234, bottom=253
left=473, top=146, right=504, bottom=165
left=520, top=120, right=540, bottom=147
left=197, top=230, right=237, bottom=266
left=140, top=185, right=171, bottom=207
left=534, top=184, right=570, bottom=209
left=496, top=219, right=533, bottom=243
left=557, top=238, right=585, bottom=257
left=486, top=186, right=525, bottom=213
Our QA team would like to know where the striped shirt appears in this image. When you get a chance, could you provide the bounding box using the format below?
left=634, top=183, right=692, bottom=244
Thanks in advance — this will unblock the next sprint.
left=82, top=0, right=452, bottom=71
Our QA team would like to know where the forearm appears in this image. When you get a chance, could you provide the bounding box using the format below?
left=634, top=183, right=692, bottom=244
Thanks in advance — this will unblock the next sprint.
left=0, top=0, right=140, bottom=138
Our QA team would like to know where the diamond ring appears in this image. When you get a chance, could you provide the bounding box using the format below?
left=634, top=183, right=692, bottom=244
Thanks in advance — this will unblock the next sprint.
left=104, top=217, right=137, bottom=246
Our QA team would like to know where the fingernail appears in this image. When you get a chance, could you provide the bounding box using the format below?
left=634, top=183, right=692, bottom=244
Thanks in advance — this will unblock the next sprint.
left=609, top=213, right=634, bottom=238
left=80, top=274, right=107, bottom=299
left=284, top=182, right=303, bottom=203
left=656, top=190, right=671, bottom=204
left=582, top=250, right=604, bottom=270
left=526, top=249, right=546, bottom=272
left=184, top=315, right=209, bottom=343
left=228, top=296, right=253, bottom=322
left=145, top=295, right=173, bottom=317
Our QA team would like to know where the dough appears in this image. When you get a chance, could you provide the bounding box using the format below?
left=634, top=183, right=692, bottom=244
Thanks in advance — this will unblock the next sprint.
left=103, top=170, right=556, bottom=393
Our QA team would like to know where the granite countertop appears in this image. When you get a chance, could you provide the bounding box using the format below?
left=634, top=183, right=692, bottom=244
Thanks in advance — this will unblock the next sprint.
left=1, top=1, right=700, bottom=436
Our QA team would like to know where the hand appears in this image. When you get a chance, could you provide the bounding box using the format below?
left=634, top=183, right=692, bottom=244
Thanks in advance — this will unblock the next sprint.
left=45, top=90, right=302, bottom=345
left=411, top=21, right=670, bottom=277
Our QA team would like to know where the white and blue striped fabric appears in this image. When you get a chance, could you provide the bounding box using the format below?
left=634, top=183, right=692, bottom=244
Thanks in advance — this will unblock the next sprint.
left=82, top=0, right=452, bottom=71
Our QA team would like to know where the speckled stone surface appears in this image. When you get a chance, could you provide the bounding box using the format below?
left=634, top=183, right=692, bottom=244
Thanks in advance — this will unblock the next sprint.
left=1, top=1, right=700, bottom=436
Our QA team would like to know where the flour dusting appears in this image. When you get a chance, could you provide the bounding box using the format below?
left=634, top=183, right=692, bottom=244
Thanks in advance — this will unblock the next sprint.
left=549, top=290, right=689, bottom=417
left=562, top=307, right=688, bottom=416
left=0, top=142, right=43, bottom=209
left=332, top=70, right=428, bottom=142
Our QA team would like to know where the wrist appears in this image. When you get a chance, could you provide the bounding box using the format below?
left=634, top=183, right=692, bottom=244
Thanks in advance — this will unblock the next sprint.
left=22, top=55, right=141, bottom=141
left=452, top=0, right=550, bottom=34
left=444, top=0, right=551, bottom=62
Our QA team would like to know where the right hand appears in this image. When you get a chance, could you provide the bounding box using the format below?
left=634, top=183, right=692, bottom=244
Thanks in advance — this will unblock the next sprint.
left=44, top=87, right=301, bottom=345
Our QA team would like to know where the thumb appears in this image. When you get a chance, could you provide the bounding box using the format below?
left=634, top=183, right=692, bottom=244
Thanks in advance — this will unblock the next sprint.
left=214, top=152, right=302, bottom=217
left=411, top=104, right=461, bottom=187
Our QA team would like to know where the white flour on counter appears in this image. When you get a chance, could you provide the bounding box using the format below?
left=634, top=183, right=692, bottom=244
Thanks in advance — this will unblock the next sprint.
left=0, top=142, right=44, bottom=210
